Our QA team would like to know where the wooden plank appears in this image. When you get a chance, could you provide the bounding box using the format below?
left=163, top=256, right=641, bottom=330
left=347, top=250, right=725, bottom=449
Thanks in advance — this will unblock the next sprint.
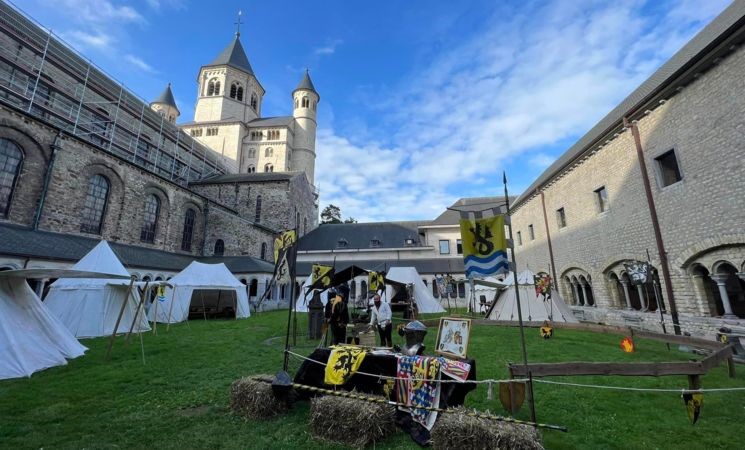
left=632, top=329, right=723, bottom=350
left=700, top=344, right=734, bottom=371
left=508, top=360, right=706, bottom=377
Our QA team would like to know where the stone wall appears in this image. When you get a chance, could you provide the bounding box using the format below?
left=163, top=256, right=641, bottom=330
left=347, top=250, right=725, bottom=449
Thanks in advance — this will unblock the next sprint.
left=511, top=38, right=745, bottom=326
left=0, top=106, right=275, bottom=259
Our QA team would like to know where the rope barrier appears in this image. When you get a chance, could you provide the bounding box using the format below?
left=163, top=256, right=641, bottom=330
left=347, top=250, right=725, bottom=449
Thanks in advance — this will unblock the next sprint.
left=286, top=350, right=527, bottom=385
left=532, top=379, right=745, bottom=393
left=255, top=376, right=567, bottom=432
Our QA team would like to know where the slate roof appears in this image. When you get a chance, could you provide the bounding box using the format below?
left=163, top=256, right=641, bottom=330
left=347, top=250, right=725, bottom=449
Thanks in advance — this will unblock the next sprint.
left=248, top=116, right=294, bottom=127
left=295, top=258, right=464, bottom=277
left=190, top=172, right=300, bottom=185
left=206, top=36, right=255, bottom=74
left=513, top=1, right=745, bottom=208
left=151, top=83, right=179, bottom=113
left=429, top=197, right=510, bottom=226
left=298, top=222, right=425, bottom=251
left=0, top=223, right=273, bottom=273
left=294, top=70, right=317, bottom=94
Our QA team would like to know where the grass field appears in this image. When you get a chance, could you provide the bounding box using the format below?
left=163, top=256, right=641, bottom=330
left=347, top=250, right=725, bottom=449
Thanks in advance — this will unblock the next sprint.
left=1, top=310, right=743, bottom=449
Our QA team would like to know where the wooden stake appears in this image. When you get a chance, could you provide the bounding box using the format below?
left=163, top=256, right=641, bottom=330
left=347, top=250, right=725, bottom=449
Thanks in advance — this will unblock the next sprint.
left=125, top=280, right=149, bottom=345
left=106, top=275, right=136, bottom=360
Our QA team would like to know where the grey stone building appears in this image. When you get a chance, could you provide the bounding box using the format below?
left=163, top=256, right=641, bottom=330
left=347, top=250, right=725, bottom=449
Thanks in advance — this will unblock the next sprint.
left=510, top=1, right=745, bottom=337
left=0, top=2, right=317, bottom=306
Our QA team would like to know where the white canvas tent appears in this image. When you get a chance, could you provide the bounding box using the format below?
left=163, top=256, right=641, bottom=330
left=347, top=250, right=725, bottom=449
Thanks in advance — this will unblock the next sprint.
left=295, top=274, right=331, bottom=312
left=385, top=267, right=445, bottom=314
left=45, top=241, right=150, bottom=338
left=147, top=262, right=250, bottom=323
left=0, top=273, right=87, bottom=380
left=486, top=269, right=578, bottom=323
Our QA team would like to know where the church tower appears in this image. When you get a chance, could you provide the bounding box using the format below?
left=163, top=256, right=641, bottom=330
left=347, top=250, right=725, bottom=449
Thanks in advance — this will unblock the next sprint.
left=291, top=70, right=319, bottom=185
left=193, top=32, right=265, bottom=123
left=150, top=83, right=179, bottom=124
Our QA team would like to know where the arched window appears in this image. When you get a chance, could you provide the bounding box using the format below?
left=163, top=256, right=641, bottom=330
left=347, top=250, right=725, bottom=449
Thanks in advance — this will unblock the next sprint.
left=361, top=280, right=367, bottom=296
left=294, top=98, right=299, bottom=109
left=140, top=194, right=160, bottom=243
left=301, top=97, right=309, bottom=108
left=254, top=195, right=262, bottom=223
left=0, top=139, right=23, bottom=217
left=260, top=242, right=267, bottom=260
left=265, top=147, right=273, bottom=157
left=247, top=164, right=256, bottom=173
left=458, top=282, right=466, bottom=298
left=207, top=79, right=220, bottom=96
left=248, top=148, right=256, bottom=158
left=229, top=83, right=237, bottom=99
left=250, top=93, right=258, bottom=111
left=214, top=239, right=224, bottom=256
left=236, top=86, right=244, bottom=101
left=351, top=280, right=357, bottom=300
left=229, top=83, right=243, bottom=101
left=264, top=163, right=273, bottom=172
left=249, top=279, right=258, bottom=297
left=181, top=208, right=196, bottom=251
left=80, top=174, right=109, bottom=234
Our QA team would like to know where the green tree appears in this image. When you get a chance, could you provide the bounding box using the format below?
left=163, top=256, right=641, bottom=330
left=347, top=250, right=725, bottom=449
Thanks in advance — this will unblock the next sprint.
left=343, top=217, right=357, bottom=223
left=320, top=204, right=342, bottom=224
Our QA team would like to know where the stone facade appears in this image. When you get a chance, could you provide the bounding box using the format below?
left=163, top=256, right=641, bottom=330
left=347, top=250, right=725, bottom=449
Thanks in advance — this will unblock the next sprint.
left=511, top=26, right=745, bottom=336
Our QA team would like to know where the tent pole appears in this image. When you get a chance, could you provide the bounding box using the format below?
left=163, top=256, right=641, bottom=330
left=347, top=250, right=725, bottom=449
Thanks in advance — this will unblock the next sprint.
left=201, top=290, right=207, bottom=321
left=152, top=288, right=159, bottom=335
left=234, top=289, right=238, bottom=320
left=166, top=285, right=177, bottom=331
left=125, top=280, right=149, bottom=345
left=106, top=275, right=136, bottom=360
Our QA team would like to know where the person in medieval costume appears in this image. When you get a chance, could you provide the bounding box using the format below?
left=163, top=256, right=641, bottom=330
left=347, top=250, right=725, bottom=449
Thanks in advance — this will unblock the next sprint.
left=329, top=285, right=349, bottom=345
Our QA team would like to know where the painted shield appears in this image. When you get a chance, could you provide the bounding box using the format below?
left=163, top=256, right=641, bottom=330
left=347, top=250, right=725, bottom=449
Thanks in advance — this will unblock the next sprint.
left=683, top=393, right=703, bottom=425
left=499, top=381, right=526, bottom=413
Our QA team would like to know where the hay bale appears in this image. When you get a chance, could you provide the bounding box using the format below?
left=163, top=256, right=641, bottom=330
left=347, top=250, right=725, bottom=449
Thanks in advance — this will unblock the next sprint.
left=430, top=407, right=543, bottom=450
left=229, top=375, right=290, bottom=420
left=309, top=393, right=396, bottom=448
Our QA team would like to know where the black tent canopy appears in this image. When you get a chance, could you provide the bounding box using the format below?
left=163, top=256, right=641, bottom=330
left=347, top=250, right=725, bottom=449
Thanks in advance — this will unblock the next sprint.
left=305, top=264, right=405, bottom=292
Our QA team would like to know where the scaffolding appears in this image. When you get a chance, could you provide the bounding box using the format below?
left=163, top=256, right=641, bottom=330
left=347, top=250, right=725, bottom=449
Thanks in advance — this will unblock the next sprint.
left=0, top=1, right=235, bottom=186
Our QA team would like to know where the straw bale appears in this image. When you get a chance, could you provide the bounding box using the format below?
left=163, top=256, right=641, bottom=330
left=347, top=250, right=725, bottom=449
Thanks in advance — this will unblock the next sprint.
left=309, top=393, right=396, bottom=448
left=229, top=375, right=291, bottom=420
left=430, top=407, right=543, bottom=450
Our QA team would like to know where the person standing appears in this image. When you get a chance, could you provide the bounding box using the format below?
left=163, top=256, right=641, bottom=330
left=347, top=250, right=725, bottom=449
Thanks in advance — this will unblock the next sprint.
left=369, top=294, right=392, bottom=347
left=329, top=285, right=350, bottom=345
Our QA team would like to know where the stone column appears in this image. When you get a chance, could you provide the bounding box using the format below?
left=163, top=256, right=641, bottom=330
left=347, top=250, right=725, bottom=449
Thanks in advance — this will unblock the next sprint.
left=580, top=282, right=591, bottom=307
left=571, top=281, right=580, bottom=306
left=712, top=274, right=737, bottom=319
left=636, top=284, right=647, bottom=311
left=620, top=280, right=632, bottom=310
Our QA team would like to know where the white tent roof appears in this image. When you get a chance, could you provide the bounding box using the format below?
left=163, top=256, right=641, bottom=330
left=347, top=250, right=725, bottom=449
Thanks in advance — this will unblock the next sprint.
left=147, top=262, right=250, bottom=323
left=385, top=267, right=445, bottom=314
left=45, top=241, right=150, bottom=338
left=0, top=277, right=87, bottom=380
left=295, top=274, right=331, bottom=313
left=486, top=269, right=578, bottom=323
left=51, top=241, right=132, bottom=288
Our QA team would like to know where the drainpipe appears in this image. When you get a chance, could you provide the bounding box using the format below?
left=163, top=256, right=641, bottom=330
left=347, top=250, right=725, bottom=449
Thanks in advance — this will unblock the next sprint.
left=201, top=201, right=209, bottom=256
left=540, top=192, right=559, bottom=285
left=32, top=132, right=62, bottom=230
left=623, top=117, right=681, bottom=335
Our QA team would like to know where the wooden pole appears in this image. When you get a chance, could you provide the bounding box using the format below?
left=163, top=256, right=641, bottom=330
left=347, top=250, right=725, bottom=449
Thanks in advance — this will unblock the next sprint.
left=106, top=275, right=136, bottom=360
left=125, top=280, right=149, bottom=345
left=152, top=286, right=159, bottom=335
left=503, top=171, right=537, bottom=424
left=166, top=284, right=177, bottom=331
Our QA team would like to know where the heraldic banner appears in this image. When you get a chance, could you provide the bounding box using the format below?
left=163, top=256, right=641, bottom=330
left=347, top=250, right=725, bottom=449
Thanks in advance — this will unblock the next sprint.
left=311, top=264, right=333, bottom=288
left=369, top=271, right=385, bottom=293
left=459, top=215, right=509, bottom=279
left=273, top=229, right=297, bottom=285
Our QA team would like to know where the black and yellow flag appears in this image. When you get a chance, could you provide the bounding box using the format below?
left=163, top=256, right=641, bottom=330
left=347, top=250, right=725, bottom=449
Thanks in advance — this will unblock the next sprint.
left=369, top=271, right=385, bottom=293
left=683, top=393, right=703, bottom=424
left=274, top=230, right=297, bottom=264
left=324, top=346, right=367, bottom=385
left=312, top=264, right=333, bottom=288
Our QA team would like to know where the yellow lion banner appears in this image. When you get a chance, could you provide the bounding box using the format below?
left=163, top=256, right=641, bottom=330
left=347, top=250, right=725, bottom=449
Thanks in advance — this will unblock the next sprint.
left=324, top=346, right=367, bottom=385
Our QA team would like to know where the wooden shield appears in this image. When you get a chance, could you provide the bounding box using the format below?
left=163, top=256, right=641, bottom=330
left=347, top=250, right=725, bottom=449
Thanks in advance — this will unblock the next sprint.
left=499, top=381, right=526, bottom=414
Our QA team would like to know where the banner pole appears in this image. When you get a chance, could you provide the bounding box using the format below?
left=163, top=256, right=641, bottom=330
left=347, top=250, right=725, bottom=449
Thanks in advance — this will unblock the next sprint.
left=503, top=171, right=537, bottom=424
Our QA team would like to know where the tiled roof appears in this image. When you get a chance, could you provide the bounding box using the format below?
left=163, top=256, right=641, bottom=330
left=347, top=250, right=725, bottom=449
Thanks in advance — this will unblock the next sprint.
left=298, top=222, right=424, bottom=251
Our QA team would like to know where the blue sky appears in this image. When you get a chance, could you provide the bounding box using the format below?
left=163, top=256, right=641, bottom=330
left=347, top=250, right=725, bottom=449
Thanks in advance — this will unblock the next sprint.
left=17, top=0, right=731, bottom=222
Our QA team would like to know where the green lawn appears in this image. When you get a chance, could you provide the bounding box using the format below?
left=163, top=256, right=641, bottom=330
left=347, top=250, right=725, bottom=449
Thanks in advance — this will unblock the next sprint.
left=0, top=310, right=742, bottom=449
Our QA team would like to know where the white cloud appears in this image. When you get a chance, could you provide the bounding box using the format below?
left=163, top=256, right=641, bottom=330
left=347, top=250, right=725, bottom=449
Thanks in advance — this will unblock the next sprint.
left=316, top=0, right=729, bottom=222
left=124, top=54, right=157, bottom=73
left=62, top=30, right=113, bottom=51
left=48, top=0, right=144, bottom=24
left=314, top=39, right=343, bottom=56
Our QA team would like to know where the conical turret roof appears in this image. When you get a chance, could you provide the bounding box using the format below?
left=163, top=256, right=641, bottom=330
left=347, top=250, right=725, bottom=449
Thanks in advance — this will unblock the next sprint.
left=294, top=70, right=318, bottom=95
left=207, top=35, right=254, bottom=75
left=151, top=83, right=179, bottom=114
